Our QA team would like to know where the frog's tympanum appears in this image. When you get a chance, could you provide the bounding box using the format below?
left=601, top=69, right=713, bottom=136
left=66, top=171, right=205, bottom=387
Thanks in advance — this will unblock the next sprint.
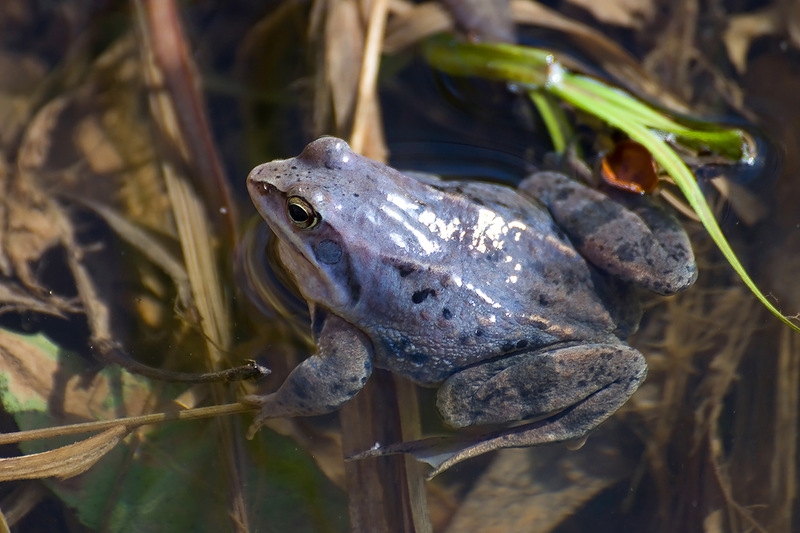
left=243, top=137, right=696, bottom=475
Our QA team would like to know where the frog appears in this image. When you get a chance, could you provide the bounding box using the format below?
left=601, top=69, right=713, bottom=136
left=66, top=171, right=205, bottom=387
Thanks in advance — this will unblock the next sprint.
left=242, top=136, right=696, bottom=475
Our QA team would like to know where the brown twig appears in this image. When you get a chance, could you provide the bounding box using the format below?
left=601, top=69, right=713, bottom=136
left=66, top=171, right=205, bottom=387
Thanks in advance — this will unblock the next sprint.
left=137, top=0, right=238, bottom=244
left=0, top=402, right=257, bottom=446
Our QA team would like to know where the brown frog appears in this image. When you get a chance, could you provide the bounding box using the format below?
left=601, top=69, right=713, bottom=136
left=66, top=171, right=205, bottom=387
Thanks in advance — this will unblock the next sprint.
left=243, top=137, right=696, bottom=474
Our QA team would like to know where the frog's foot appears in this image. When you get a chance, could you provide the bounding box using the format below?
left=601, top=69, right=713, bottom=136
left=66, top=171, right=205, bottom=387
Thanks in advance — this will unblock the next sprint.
left=519, top=171, right=697, bottom=295
left=242, top=313, right=373, bottom=439
left=241, top=391, right=321, bottom=439
left=241, top=392, right=282, bottom=439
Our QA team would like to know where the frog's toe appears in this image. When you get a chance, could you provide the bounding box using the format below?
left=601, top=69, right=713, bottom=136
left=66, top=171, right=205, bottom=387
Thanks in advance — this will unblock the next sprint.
left=242, top=394, right=276, bottom=439
left=246, top=418, right=264, bottom=440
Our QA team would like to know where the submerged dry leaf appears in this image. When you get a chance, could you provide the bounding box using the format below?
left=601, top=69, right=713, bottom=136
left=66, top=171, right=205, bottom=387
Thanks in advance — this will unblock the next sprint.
left=445, top=438, right=631, bottom=533
left=0, top=329, right=152, bottom=423
left=5, top=98, right=70, bottom=289
left=723, top=8, right=782, bottom=73
left=0, top=282, right=76, bottom=317
left=724, top=1, right=800, bottom=73
left=323, top=0, right=364, bottom=133
left=0, top=426, right=128, bottom=481
left=563, top=0, right=656, bottom=29
left=440, top=0, right=514, bottom=42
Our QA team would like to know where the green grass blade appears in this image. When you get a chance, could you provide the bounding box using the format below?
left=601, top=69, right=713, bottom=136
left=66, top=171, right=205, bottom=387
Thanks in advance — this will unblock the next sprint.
left=423, top=35, right=799, bottom=333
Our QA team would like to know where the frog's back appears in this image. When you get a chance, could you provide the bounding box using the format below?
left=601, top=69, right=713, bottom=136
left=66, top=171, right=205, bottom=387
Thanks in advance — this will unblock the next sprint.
left=346, top=178, right=623, bottom=385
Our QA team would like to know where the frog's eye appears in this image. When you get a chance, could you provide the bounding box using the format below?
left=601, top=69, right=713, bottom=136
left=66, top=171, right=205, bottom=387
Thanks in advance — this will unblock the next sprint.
left=286, top=196, right=320, bottom=229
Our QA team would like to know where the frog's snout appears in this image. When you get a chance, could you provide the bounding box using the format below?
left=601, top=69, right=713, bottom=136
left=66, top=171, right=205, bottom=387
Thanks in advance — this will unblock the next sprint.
left=246, top=171, right=270, bottom=198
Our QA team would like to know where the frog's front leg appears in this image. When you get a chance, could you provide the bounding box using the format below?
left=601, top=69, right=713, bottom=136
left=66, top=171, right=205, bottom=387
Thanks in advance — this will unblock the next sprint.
left=520, top=172, right=697, bottom=295
left=437, top=343, right=645, bottom=441
left=243, top=311, right=373, bottom=438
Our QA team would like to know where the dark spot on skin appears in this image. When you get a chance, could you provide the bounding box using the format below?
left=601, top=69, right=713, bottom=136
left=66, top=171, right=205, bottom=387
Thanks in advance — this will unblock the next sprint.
left=290, top=166, right=297, bottom=170
left=412, top=288, right=436, bottom=304
left=290, top=378, right=310, bottom=400
left=529, top=318, right=549, bottom=329
left=564, top=201, right=625, bottom=242
left=381, top=335, right=410, bottom=356
left=349, top=280, right=361, bottom=303
left=442, top=307, right=453, bottom=320
left=353, top=193, right=360, bottom=197
left=554, top=188, right=572, bottom=202
left=395, top=263, right=416, bottom=277
left=613, top=242, right=637, bottom=263
left=314, top=240, right=342, bottom=264
left=406, top=351, right=429, bottom=365
left=537, top=294, right=550, bottom=306
left=516, top=339, right=528, bottom=349
left=475, top=329, right=484, bottom=337
left=459, top=334, right=470, bottom=345
left=501, top=341, right=515, bottom=352
left=486, top=251, right=501, bottom=262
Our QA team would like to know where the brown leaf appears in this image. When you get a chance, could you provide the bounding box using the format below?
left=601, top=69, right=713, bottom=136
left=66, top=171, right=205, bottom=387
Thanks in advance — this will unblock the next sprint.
left=0, top=426, right=128, bottom=481
left=724, top=1, right=800, bottom=74
left=0, top=329, right=152, bottom=424
left=563, top=0, right=656, bottom=29
left=444, top=437, right=632, bottom=533
left=723, top=8, right=782, bottom=74
left=0, top=282, right=76, bottom=317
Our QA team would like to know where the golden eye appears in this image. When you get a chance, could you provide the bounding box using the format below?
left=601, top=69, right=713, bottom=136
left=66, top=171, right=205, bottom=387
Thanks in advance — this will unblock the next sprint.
left=286, top=196, right=320, bottom=229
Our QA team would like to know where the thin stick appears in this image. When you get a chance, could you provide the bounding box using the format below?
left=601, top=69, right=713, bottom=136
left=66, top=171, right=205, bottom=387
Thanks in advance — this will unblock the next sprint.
left=0, top=403, right=257, bottom=446
left=349, top=0, right=389, bottom=153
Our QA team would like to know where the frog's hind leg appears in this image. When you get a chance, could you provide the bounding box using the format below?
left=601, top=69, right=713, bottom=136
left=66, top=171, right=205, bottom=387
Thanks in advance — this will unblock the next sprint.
left=519, top=171, right=697, bottom=295
left=436, top=343, right=645, bottom=453
left=242, top=313, right=373, bottom=439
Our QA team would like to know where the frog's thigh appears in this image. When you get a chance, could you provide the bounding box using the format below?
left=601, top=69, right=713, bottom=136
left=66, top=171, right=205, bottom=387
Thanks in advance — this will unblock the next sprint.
left=243, top=314, right=373, bottom=438
left=437, top=344, right=645, bottom=439
left=520, top=172, right=696, bottom=295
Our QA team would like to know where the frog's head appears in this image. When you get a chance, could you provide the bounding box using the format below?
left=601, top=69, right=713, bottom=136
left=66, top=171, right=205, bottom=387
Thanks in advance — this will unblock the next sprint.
left=246, top=137, right=388, bottom=314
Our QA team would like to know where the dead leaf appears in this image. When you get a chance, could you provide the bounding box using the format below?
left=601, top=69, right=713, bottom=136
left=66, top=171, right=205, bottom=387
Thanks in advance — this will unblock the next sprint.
left=0, top=329, right=153, bottom=424
left=0, top=282, right=77, bottom=317
left=723, top=8, right=782, bottom=74
left=0, top=426, right=129, bottom=481
left=724, top=1, right=800, bottom=73
left=563, top=0, right=656, bottom=29
left=440, top=0, right=515, bottom=42
left=445, top=437, right=632, bottom=533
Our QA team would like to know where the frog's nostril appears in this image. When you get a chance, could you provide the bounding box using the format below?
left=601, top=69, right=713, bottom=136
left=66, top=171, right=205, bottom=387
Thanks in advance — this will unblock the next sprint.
left=247, top=175, right=269, bottom=196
